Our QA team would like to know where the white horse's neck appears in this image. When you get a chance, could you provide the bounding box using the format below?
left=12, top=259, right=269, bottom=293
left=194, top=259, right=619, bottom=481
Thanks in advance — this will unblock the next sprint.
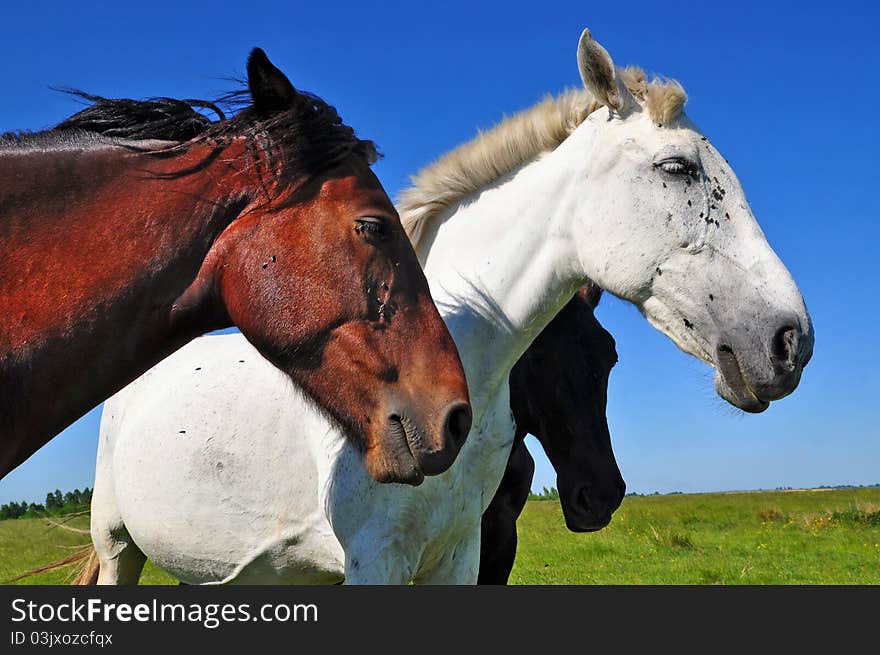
left=418, top=122, right=598, bottom=417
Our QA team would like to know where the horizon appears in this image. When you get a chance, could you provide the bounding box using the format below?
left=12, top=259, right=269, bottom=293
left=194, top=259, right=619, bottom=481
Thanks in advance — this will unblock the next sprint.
left=5, top=481, right=880, bottom=510
left=1, top=1, right=877, bottom=504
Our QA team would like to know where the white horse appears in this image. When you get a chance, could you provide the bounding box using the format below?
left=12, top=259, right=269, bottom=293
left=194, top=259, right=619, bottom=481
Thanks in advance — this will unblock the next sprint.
left=82, top=29, right=813, bottom=584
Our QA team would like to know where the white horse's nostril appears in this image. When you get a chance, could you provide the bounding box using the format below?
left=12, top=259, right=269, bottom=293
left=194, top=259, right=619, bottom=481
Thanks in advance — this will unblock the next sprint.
left=772, top=325, right=800, bottom=369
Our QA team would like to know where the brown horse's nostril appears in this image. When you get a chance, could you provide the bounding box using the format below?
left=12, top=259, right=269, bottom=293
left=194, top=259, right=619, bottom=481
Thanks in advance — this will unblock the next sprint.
left=442, top=401, right=472, bottom=453
left=772, top=325, right=799, bottom=369
left=385, top=401, right=471, bottom=478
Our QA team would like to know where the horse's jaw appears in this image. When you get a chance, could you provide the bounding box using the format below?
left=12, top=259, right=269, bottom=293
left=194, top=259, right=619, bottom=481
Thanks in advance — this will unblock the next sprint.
left=638, top=240, right=812, bottom=413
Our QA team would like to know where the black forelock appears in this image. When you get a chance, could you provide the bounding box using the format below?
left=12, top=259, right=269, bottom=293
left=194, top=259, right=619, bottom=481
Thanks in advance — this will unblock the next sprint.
left=206, top=86, right=380, bottom=185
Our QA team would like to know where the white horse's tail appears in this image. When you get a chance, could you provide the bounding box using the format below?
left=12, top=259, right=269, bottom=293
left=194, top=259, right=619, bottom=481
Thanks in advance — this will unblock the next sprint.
left=71, top=545, right=100, bottom=585
left=5, top=543, right=99, bottom=585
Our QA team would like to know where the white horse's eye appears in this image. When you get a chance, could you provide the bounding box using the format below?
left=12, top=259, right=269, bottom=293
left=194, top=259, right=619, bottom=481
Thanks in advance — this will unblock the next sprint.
left=655, top=158, right=698, bottom=177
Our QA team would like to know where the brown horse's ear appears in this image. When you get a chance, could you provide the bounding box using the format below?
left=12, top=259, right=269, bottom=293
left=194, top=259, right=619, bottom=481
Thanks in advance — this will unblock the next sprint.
left=577, top=28, right=635, bottom=116
left=247, top=48, right=298, bottom=116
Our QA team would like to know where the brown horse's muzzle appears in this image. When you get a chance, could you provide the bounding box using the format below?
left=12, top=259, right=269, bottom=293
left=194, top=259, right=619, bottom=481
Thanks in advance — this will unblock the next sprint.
left=406, top=400, right=472, bottom=475
left=368, top=400, right=472, bottom=486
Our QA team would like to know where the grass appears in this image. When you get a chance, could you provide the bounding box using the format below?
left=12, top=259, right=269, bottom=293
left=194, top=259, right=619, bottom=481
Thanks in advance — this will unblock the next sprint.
left=510, top=486, right=880, bottom=584
left=0, top=514, right=175, bottom=585
left=1, top=487, right=878, bottom=585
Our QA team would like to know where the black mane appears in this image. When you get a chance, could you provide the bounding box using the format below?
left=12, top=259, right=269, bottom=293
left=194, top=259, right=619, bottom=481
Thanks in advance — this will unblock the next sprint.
left=1, top=85, right=379, bottom=186
left=53, top=91, right=220, bottom=141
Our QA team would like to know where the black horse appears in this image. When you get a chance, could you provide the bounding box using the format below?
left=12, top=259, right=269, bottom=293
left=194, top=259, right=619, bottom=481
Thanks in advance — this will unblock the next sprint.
left=478, top=285, right=625, bottom=584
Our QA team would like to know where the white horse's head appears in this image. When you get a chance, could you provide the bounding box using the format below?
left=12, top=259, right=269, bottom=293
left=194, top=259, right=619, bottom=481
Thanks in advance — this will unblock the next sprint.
left=567, top=28, right=813, bottom=412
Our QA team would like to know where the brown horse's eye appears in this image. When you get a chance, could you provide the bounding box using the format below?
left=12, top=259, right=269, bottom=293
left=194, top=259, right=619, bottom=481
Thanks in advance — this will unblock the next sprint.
left=354, top=217, right=387, bottom=239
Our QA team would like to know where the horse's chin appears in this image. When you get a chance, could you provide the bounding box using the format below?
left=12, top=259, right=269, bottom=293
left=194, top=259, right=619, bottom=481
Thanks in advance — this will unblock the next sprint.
left=562, top=512, right=612, bottom=534
left=713, top=347, right=770, bottom=413
left=364, top=420, right=426, bottom=487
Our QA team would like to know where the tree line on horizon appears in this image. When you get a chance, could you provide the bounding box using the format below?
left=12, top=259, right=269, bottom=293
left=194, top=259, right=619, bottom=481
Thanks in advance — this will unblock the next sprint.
left=527, top=482, right=880, bottom=501
left=0, top=487, right=92, bottom=520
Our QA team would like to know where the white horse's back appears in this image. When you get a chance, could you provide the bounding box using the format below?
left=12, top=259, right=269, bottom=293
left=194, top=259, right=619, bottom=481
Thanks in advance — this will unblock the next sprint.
left=94, top=334, right=345, bottom=584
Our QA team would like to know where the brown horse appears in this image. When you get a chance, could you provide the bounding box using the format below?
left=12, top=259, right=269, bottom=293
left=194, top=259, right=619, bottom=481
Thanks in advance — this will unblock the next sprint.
left=0, top=49, right=471, bottom=485
left=478, top=286, right=624, bottom=584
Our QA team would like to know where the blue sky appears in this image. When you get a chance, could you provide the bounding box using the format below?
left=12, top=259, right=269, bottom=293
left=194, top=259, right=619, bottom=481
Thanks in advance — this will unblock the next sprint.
left=1, top=1, right=878, bottom=504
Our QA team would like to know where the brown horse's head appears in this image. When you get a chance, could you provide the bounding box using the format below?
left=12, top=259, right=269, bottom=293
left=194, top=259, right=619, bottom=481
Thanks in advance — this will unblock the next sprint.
left=509, top=285, right=624, bottom=531
left=178, top=50, right=470, bottom=485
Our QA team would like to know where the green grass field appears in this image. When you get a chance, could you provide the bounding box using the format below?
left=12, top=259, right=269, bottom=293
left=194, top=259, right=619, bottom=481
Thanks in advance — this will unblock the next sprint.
left=2, top=487, right=878, bottom=585
left=511, top=487, right=880, bottom=584
left=0, top=514, right=175, bottom=586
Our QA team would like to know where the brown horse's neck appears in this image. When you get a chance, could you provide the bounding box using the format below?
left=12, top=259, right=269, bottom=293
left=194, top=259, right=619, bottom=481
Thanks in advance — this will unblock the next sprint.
left=0, top=140, right=255, bottom=476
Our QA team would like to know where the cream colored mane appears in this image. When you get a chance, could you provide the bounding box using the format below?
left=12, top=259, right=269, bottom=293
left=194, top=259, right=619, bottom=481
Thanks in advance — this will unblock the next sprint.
left=399, top=67, right=686, bottom=253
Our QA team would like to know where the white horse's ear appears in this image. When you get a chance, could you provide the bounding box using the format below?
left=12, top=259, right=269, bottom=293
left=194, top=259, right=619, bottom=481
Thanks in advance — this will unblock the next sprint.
left=577, top=28, right=635, bottom=116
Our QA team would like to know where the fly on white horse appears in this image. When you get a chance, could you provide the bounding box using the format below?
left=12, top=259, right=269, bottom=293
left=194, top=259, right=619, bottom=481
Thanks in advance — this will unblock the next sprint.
left=82, top=28, right=813, bottom=584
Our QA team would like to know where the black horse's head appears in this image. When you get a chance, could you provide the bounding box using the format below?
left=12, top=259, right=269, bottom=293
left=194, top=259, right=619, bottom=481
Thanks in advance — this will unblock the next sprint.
left=509, top=285, right=625, bottom=531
